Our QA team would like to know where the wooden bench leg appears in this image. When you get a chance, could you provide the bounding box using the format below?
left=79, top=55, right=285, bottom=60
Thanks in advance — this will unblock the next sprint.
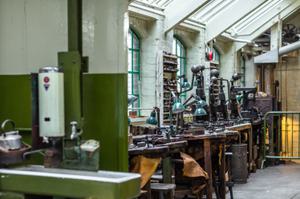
left=204, top=139, right=213, bottom=199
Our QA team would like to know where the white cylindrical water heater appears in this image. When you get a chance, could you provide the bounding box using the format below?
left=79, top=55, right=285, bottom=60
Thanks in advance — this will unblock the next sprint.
left=38, top=66, right=65, bottom=137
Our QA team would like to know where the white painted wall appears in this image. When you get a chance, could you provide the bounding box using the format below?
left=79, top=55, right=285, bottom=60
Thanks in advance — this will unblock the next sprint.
left=82, top=0, right=128, bottom=74
left=129, top=14, right=171, bottom=118
left=218, top=41, right=237, bottom=81
left=0, top=0, right=68, bottom=74
left=129, top=14, right=208, bottom=119
left=245, top=57, right=256, bottom=87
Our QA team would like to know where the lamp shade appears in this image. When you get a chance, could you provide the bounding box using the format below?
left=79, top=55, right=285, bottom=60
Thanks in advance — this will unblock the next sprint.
left=193, top=100, right=208, bottom=116
left=181, top=79, right=191, bottom=89
left=128, top=117, right=131, bottom=125
left=146, top=111, right=158, bottom=125
left=197, top=99, right=207, bottom=107
left=172, top=98, right=185, bottom=113
left=194, top=107, right=207, bottom=116
left=236, top=94, right=243, bottom=103
left=128, top=95, right=138, bottom=106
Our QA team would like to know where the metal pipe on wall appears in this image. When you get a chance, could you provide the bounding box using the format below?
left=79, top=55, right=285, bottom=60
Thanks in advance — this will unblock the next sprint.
left=279, top=40, right=300, bottom=56
left=254, top=40, right=300, bottom=64
left=59, top=0, right=83, bottom=135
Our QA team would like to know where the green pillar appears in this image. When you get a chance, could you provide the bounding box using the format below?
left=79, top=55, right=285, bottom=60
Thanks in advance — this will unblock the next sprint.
left=60, top=0, right=83, bottom=134
left=58, top=52, right=82, bottom=135
left=80, top=0, right=129, bottom=171
left=67, top=0, right=82, bottom=54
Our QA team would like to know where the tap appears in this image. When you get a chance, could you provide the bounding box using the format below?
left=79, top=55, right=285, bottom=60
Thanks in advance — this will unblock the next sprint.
left=23, top=149, right=45, bottom=159
left=70, top=121, right=82, bottom=140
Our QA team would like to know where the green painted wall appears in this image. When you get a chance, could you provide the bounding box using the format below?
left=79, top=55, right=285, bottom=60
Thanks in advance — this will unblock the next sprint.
left=0, top=75, right=31, bottom=128
left=0, top=75, right=33, bottom=148
left=0, top=74, right=128, bottom=172
left=82, top=74, right=128, bottom=172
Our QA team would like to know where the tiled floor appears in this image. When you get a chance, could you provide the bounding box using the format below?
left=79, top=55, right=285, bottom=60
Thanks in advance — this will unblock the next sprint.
left=228, top=162, right=300, bottom=199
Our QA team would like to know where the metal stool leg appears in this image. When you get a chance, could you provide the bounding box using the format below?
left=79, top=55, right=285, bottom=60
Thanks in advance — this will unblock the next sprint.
left=229, top=186, right=234, bottom=199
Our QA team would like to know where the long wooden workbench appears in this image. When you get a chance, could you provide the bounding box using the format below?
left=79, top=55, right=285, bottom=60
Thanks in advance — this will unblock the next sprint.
left=181, top=130, right=239, bottom=199
left=128, top=130, right=240, bottom=199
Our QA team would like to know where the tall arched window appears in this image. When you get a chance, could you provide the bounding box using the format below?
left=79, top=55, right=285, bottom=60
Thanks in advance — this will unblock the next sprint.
left=211, top=47, right=221, bottom=65
left=173, top=36, right=187, bottom=98
left=127, top=28, right=141, bottom=111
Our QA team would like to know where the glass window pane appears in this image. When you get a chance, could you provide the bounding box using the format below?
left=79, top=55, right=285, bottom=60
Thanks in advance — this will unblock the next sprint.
left=213, top=47, right=220, bottom=63
left=128, top=50, right=132, bottom=71
left=133, top=34, right=139, bottom=49
left=131, top=99, right=139, bottom=109
left=128, top=29, right=141, bottom=113
left=128, top=73, right=133, bottom=95
left=132, top=52, right=139, bottom=71
left=173, top=37, right=187, bottom=99
left=177, top=57, right=181, bottom=76
left=133, top=74, right=139, bottom=94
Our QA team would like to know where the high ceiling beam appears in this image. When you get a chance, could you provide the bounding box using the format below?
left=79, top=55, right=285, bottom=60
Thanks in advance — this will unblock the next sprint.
left=164, top=0, right=209, bottom=33
left=234, top=0, right=300, bottom=50
left=205, top=0, right=267, bottom=43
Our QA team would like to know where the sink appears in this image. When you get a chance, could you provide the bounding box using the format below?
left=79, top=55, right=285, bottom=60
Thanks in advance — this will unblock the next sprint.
left=0, top=165, right=141, bottom=199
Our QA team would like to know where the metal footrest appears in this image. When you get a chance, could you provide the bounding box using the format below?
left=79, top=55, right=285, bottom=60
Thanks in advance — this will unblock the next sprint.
left=151, top=183, right=176, bottom=192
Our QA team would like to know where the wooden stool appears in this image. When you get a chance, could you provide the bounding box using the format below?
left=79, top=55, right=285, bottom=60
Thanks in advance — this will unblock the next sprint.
left=151, top=183, right=176, bottom=199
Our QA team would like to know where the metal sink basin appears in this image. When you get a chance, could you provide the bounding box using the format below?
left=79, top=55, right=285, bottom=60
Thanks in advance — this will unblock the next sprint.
left=0, top=165, right=140, bottom=199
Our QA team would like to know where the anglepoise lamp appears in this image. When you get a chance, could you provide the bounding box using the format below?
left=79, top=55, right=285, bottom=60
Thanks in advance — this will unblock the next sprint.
left=146, top=111, right=158, bottom=125
left=128, top=95, right=138, bottom=106
left=172, top=98, right=185, bottom=114
left=146, top=107, right=161, bottom=128
left=128, top=95, right=138, bottom=125
left=145, top=107, right=161, bottom=133
left=181, top=78, right=191, bottom=89
left=194, top=100, right=208, bottom=117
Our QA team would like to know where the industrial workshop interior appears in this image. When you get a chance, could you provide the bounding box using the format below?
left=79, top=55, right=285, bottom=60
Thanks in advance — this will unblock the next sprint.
left=3, top=0, right=300, bottom=199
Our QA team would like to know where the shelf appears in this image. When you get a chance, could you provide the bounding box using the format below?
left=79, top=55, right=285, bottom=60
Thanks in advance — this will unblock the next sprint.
left=164, top=112, right=176, bottom=115
left=164, top=69, right=178, bottom=73
left=163, top=52, right=178, bottom=125
left=163, top=54, right=177, bottom=59
left=163, top=61, right=178, bottom=66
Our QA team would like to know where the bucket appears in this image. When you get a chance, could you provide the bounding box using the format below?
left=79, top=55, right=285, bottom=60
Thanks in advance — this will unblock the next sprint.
left=231, top=144, right=248, bottom=183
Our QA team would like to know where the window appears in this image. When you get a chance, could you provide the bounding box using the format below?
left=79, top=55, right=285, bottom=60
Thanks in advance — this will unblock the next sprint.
left=127, top=28, right=141, bottom=111
left=240, top=56, right=246, bottom=86
left=211, top=47, right=221, bottom=65
left=212, top=47, right=220, bottom=65
left=172, top=36, right=187, bottom=98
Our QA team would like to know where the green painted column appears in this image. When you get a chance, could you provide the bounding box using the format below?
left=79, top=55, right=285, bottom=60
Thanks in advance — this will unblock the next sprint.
left=58, top=51, right=82, bottom=136
left=82, top=74, right=128, bottom=171
left=67, top=0, right=82, bottom=54
left=81, top=0, right=129, bottom=171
